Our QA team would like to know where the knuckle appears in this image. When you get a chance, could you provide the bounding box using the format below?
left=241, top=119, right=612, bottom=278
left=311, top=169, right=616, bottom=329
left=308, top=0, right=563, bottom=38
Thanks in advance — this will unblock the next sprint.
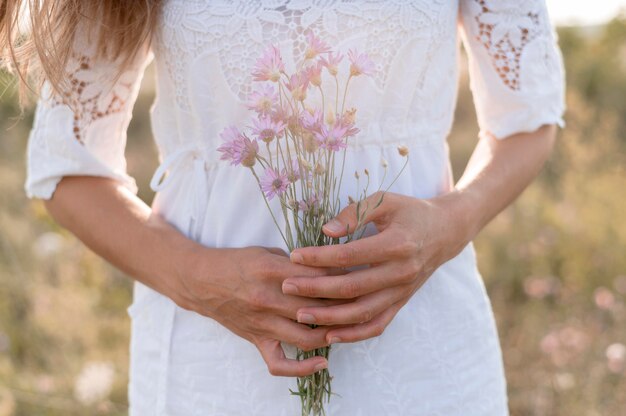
left=248, top=288, right=270, bottom=311
left=339, top=279, right=361, bottom=298
left=358, top=307, right=373, bottom=323
left=246, top=313, right=265, bottom=330
left=255, top=257, right=277, bottom=279
left=395, top=239, right=419, bottom=258
left=335, top=247, right=355, bottom=267
left=370, top=321, right=385, bottom=337
left=295, top=337, right=314, bottom=351
left=397, top=263, right=418, bottom=284
left=405, top=257, right=422, bottom=275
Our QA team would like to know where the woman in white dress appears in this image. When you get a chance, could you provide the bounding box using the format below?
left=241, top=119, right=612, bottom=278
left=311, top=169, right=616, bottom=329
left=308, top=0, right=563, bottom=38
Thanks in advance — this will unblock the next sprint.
left=2, top=0, right=564, bottom=414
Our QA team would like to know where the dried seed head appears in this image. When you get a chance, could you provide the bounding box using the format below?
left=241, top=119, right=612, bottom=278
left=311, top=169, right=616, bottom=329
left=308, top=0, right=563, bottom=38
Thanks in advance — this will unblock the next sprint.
left=298, top=157, right=312, bottom=171
left=364, top=169, right=369, bottom=176
left=314, top=162, right=326, bottom=175
left=302, top=132, right=319, bottom=153
left=343, top=108, right=357, bottom=124
left=354, top=171, right=360, bottom=179
left=381, top=158, right=388, bottom=168
left=397, top=145, right=409, bottom=157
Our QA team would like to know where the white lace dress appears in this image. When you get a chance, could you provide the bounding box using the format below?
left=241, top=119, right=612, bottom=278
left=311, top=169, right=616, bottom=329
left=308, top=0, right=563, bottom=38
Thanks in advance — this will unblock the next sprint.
left=25, top=1, right=565, bottom=415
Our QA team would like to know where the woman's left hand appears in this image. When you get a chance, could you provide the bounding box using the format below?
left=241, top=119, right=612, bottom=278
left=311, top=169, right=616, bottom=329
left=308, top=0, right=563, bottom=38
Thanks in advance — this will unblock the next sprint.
left=283, top=190, right=473, bottom=345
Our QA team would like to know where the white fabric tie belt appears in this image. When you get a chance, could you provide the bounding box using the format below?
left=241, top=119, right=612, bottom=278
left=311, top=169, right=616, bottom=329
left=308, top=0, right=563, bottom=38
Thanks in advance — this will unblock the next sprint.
left=149, top=144, right=215, bottom=241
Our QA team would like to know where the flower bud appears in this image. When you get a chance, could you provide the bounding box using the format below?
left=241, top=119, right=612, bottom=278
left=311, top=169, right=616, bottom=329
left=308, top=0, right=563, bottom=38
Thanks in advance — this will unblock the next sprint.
left=397, top=145, right=409, bottom=157
left=326, top=107, right=336, bottom=125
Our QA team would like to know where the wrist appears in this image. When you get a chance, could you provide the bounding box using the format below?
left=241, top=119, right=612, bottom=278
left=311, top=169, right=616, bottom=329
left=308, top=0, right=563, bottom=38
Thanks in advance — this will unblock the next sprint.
left=167, top=241, right=215, bottom=310
left=428, top=189, right=483, bottom=245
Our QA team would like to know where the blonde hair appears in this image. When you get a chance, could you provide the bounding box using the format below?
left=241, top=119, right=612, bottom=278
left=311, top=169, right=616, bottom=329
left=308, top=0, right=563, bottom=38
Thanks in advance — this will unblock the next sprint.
left=0, top=0, right=161, bottom=106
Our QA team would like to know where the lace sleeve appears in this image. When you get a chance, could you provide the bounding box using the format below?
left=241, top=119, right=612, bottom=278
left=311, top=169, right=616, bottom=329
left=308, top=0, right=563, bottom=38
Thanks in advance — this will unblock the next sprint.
left=25, top=24, right=153, bottom=199
left=459, top=0, right=565, bottom=139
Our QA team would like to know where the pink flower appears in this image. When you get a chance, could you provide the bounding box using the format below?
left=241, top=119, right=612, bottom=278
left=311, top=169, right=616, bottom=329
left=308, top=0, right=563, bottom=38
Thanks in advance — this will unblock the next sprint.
left=594, top=287, right=616, bottom=311
left=252, top=45, right=285, bottom=82
left=287, top=71, right=309, bottom=101
left=348, top=49, right=375, bottom=77
left=305, top=62, right=323, bottom=87
left=305, top=32, right=331, bottom=60
left=251, top=115, right=286, bottom=143
left=298, top=194, right=320, bottom=213
left=217, top=126, right=259, bottom=167
left=314, top=122, right=350, bottom=151
left=320, top=52, right=343, bottom=76
left=606, top=343, right=626, bottom=374
left=300, top=109, right=323, bottom=132
left=336, top=114, right=360, bottom=138
left=247, top=84, right=277, bottom=115
left=260, top=167, right=289, bottom=200
left=286, top=160, right=301, bottom=183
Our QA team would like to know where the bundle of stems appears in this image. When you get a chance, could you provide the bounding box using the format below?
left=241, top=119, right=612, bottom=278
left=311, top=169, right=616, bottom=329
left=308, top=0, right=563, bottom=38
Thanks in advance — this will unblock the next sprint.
left=218, top=33, right=408, bottom=416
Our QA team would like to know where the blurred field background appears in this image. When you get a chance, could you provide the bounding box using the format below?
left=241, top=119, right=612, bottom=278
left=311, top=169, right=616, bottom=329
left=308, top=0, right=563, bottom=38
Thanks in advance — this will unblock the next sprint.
left=1, top=16, right=626, bottom=416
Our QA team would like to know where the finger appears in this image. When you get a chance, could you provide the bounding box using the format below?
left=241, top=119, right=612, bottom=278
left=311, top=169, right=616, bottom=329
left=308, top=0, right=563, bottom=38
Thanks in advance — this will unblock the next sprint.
left=294, top=286, right=406, bottom=326
left=262, top=316, right=331, bottom=351
left=272, top=296, right=347, bottom=320
left=283, top=263, right=409, bottom=299
left=267, top=247, right=288, bottom=256
left=321, top=191, right=388, bottom=238
left=256, top=338, right=328, bottom=377
left=290, top=232, right=400, bottom=268
left=272, top=253, right=338, bottom=278
left=325, top=301, right=404, bottom=344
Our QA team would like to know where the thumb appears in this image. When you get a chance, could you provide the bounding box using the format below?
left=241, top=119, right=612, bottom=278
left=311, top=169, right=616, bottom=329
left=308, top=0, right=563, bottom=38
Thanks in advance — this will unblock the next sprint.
left=322, top=191, right=386, bottom=238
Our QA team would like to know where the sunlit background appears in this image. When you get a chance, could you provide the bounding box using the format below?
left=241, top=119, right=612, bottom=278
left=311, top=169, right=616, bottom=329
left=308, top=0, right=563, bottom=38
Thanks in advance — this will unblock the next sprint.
left=549, top=0, right=626, bottom=25
left=1, top=3, right=625, bottom=416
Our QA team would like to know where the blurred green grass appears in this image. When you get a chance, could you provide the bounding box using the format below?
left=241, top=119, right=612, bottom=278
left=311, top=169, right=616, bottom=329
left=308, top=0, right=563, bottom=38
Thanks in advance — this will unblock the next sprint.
left=1, top=19, right=625, bottom=416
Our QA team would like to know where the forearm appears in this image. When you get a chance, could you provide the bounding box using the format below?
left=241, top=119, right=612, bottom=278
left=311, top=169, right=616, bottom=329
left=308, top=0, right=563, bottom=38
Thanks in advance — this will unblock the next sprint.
left=43, top=176, right=203, bottom=304
left=439, top=124, right=557, bottom=241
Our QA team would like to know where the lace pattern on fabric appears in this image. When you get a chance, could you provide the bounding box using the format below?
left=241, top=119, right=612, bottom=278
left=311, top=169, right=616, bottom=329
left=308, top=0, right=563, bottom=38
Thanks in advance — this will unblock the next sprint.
left=157, top=0, right=449, bottom=110
left=46, top=53, right=138, bottom=143
left=470, top=0, right=545, bottom=90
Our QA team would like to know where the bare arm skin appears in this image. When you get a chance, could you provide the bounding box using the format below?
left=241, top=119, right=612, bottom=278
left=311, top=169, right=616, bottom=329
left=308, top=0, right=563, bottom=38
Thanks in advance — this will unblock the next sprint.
left=44, top=177, right=337, bottom=376
left=285, top=124, right=557, bottom=344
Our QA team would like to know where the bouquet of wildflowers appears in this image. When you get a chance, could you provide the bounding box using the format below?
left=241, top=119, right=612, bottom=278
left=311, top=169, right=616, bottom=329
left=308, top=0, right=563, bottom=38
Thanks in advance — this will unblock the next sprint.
left=218, top=32, right=408, bottom=416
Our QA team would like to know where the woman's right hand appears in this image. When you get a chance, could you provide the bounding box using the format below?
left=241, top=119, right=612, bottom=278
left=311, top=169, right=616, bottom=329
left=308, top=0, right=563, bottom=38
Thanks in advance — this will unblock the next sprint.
left=170, top=245, right=339, bottom=377
left=43, top=177, right=336, bottom=377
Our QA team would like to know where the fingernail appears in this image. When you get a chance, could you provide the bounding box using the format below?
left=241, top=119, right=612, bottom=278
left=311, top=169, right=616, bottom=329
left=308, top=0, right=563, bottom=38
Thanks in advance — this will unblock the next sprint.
left=282, top=282, right=298, bottom=295
left=328, top=336, right=341, bottom=344
left=323, top=219, right=343, bottom=233
left=297, top=313, right=316, bottom=324
left=314, top=362, right=328, bottom=372
left=290, top=252, right=304, bottom=263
